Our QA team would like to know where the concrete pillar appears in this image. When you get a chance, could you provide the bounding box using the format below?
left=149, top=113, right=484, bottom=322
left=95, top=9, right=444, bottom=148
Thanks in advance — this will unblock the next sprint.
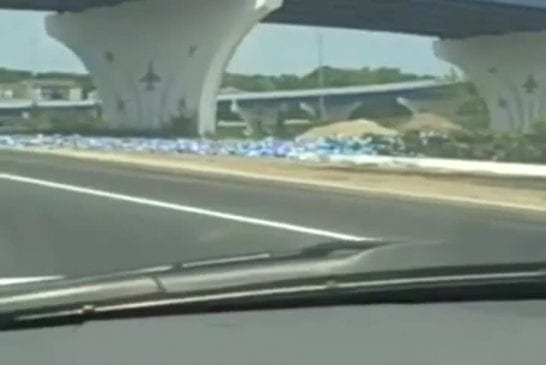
left=299, top=100, right=362, bottom=122
left=324, top=101, right=362, bottom=121
left=46, top=0, right=283, bottom=135
left=396, top=96, right=468, bottom=121
left=435, top=31, right=546, bottom=132
left=230, top=99, right=284, bottom=137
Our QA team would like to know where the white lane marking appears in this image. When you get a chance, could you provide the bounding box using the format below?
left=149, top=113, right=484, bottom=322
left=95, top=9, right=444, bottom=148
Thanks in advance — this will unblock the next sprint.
left=0, top=173, right=365, bottom=241
left=19, top=149, right=546, bottom=214
left=0, top=276, right=63, bottom=286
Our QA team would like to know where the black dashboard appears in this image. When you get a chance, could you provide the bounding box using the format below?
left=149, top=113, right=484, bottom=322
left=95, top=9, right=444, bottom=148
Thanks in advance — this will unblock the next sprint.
left=2, top=301, right=545, bottom=364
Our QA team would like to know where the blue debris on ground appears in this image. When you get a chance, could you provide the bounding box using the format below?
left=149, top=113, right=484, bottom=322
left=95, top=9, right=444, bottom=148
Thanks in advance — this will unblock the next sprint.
left=0, top=134, right=407, bottom=160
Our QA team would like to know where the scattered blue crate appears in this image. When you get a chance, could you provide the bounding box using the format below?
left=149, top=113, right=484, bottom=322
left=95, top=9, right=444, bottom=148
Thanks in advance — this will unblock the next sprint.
left=0, top=134, right=407, bottom=160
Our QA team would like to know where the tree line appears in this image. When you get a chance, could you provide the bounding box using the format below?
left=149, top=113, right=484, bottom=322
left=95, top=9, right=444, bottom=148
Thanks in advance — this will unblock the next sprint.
left=223, top=66, right=434, bottom=91
left=0, top=66, right=433, bottom=93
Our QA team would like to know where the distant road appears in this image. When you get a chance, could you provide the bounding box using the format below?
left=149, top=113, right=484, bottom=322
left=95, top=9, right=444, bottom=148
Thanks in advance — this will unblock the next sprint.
left=0, top=150, right=545, bottom=278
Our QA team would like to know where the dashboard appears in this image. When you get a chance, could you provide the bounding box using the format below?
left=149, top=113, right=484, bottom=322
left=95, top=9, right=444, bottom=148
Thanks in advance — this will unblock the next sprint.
left=1, top=300, right=545, bottom=364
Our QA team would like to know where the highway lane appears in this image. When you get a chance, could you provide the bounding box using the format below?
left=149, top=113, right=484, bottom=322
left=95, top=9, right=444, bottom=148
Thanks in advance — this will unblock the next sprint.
left=1, top=150, right=546, bottom=278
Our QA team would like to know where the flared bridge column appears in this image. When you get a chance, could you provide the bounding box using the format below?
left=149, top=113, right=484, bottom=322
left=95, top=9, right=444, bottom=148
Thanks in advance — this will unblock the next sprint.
left=46, top=0, right=283, bottom=135
left=435, top=31, right=546, bottom=132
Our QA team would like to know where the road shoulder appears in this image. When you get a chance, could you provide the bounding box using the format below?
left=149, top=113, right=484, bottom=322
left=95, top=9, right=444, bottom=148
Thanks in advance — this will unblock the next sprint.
left=6, top=148, right=546, bottom=214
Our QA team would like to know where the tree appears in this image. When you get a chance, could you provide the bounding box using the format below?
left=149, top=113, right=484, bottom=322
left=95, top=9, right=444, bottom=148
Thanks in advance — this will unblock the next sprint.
left=441, top=67, right=465, bottom=83
left=0, top=67, right=32, bottom=83
left=222, top=66, right=434, bottom=92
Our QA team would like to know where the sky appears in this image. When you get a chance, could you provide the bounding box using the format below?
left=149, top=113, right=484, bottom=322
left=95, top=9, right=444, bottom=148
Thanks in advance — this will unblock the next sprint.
left=0, top=10, right=454, bottom=77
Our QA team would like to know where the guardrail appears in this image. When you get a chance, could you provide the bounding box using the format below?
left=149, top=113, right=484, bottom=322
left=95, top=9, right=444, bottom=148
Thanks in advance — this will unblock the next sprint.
left=324, top=155, right=546, bottom=178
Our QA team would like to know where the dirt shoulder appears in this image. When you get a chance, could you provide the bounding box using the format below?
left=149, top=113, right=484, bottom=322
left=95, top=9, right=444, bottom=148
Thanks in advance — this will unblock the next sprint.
left=12, top=148, right=546, bottom=214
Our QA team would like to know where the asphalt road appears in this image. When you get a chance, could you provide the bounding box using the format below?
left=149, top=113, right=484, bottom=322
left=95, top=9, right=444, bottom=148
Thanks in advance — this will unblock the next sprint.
left=1, top=150, right=546, bottom=278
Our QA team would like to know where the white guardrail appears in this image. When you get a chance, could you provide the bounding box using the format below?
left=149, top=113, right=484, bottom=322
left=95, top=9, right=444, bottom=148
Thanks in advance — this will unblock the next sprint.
left=325, top=155, right=546, bottom=178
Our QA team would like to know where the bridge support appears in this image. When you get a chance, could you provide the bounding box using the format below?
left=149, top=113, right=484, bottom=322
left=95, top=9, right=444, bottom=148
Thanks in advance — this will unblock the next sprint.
left=396, top=96, right=468, bottom=121
left=230, top=100, right=286, bottom=137
left=46, top=0, right=283, bottom=135
left=299, top=100, right=362, bottom=122
left=435, top=31, right=546, bottom=132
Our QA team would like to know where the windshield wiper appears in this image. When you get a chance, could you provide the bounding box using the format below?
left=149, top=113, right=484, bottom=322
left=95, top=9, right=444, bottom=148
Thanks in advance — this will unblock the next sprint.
left=3, top=261, right=546, bottom=332
left=175, top=239, right=390, bottom=269
left=2, top=239, right=546, bottom=331
left=0, top=239, right=392, bottom=314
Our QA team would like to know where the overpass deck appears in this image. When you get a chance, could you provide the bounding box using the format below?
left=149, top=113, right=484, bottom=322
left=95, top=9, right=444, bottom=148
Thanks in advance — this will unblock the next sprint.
left=2, top=0, right=546, bottom=38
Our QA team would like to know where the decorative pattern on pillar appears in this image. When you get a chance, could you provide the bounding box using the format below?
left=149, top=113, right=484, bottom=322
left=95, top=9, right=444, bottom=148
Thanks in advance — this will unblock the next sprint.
left=434, top=31, right=546, bottom=133
left=140, top=62, right=161, bottom=92
left=46, top=0, right=284, bottom=134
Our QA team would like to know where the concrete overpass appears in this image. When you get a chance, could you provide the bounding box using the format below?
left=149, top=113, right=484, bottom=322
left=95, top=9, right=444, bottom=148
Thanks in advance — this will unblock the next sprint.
left=4, top=0, right=546, bottom=38
left=3, top=0, right=546, bottom=133
left=0, top=80, right=462, bottom=130
left=218, top=80, right=464, bottom=135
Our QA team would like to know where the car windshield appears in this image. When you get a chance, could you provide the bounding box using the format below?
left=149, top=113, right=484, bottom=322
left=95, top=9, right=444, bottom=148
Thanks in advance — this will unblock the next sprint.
left=0, top=0, right=545, bottom=303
